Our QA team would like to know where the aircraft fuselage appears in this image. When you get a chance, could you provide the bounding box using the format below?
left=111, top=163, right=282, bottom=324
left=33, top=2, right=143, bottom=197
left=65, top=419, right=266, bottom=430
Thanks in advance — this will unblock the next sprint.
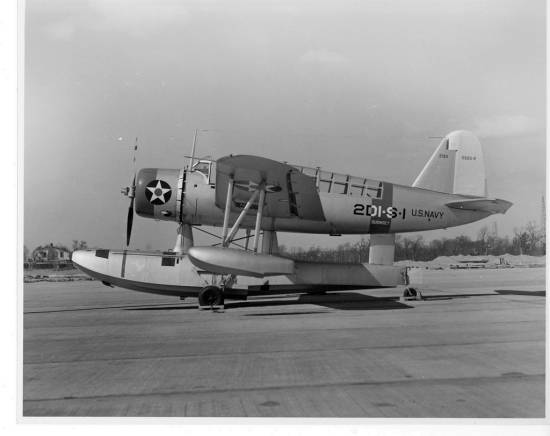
left=138, top=166, right=492, bottom=235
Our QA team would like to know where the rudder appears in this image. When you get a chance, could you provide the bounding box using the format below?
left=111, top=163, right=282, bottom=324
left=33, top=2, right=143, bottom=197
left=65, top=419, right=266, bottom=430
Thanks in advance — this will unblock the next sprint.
left=412, top=130, right=487, bottom=197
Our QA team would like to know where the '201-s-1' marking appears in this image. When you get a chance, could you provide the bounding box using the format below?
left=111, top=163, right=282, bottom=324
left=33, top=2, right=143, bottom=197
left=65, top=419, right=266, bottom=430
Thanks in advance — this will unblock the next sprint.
left=353, top=204, right=398, bottom=219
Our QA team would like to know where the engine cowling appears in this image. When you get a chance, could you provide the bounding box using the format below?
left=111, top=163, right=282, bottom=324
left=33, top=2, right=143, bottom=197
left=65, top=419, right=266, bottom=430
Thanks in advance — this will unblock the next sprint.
left=135, top=168, right=183, bottom=221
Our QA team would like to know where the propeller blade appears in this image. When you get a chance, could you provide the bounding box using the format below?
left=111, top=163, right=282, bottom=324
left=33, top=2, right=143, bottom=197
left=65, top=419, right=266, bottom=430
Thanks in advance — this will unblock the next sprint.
left=125, top=175, right=136, bottom=246
left=126, top=198, right=134, bottom=246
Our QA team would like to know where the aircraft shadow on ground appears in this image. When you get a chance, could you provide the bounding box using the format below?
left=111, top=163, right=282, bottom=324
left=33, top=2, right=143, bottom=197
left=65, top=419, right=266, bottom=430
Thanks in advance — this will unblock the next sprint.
left=124, top=289, right=545, bottom=312
left=227, top=292, right=412, bottom=311
left=494, top=289, right=545, bottom=297
left=125, top=292, right=413, bottom=312
left=420, top=291, right=495, bottom=301
left=127, top=304, right=197, bottom=311
left=418, top=289, right=545, bottom=301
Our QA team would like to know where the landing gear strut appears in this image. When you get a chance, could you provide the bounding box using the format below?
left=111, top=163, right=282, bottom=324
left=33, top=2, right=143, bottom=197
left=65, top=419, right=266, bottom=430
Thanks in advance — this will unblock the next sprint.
left=198, top=285, right=224, bottom=310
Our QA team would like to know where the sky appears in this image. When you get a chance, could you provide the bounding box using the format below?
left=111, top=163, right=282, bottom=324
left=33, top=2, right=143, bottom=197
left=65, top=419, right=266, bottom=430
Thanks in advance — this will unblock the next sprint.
left=24, top=0, right=546, bottom=252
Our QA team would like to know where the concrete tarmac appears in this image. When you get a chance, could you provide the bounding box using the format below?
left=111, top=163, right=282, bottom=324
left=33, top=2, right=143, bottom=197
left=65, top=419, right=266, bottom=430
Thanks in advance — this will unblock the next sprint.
left=23, top=268, right=545, bottom=417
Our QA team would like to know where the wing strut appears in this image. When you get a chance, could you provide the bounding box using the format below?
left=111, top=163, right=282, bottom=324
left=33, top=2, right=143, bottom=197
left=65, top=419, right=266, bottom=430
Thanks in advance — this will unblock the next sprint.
left=224, top=188, right=260, bottom=245
left=220, top=180, right=266, bottom=251
left=221, top=177, right=234, bottom=244
left=253, top=188, right=266, bottom=252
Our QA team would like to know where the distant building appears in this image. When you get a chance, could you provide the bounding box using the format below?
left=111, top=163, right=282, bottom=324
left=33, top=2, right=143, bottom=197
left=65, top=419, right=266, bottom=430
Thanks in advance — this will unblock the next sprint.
left=450, top=258, right=489, bottom=269
left=32, top=243, right=71, bottom=262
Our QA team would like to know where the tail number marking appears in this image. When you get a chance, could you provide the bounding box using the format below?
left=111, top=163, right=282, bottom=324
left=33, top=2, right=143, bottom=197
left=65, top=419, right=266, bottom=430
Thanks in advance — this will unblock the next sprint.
left=353, top=204, right=398, bottom=219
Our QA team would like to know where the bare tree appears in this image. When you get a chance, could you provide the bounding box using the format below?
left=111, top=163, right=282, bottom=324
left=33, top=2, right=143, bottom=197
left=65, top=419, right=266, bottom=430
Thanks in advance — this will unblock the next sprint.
left=512, top=227, right=529, bottom=255
left=477, top=225, right=489, bottom=255
left=410, top=235, right=424, bottom=261
left=525, top=221, right=543, bottom=254
left=72, top=240, right=88, bottom=251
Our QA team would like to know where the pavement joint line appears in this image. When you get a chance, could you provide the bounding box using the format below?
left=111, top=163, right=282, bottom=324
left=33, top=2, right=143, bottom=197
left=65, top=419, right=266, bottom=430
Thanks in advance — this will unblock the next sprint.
left=23, top=318, right=544, bottom=338
left=23, top=338, right=545, bottom=366
left=23, top=372, right=545, bottom=403
left=23, top=303, right=190, bottom=314
left=389, top=301, right=546, bottom=313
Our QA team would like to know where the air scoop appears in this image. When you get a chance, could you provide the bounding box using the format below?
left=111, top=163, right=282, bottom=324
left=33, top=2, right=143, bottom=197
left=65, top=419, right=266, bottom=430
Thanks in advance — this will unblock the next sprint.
left=188, top=247, right=295, bottom=278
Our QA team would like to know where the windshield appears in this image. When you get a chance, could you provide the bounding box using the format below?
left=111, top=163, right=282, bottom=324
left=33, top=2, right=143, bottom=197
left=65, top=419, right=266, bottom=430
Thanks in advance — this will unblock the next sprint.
left=192, top=159, right=216, bottom=184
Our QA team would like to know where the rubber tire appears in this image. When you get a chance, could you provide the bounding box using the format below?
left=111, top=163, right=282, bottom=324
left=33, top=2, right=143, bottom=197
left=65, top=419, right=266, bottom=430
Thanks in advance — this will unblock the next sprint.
left=198, top=286, right=224, bottom=308
left=404, top=287, right=417, bottom=298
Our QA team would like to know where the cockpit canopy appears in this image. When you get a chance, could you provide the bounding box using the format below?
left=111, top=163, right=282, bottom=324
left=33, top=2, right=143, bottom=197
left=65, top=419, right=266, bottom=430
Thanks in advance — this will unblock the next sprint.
left=191, top=159, right=216, bottom=185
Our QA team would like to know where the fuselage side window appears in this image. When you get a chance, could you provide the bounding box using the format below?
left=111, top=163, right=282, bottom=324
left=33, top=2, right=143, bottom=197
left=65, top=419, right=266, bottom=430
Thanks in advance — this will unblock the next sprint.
left=332, top=182, right=347, bottom=194
left=365, top=180, right=383, bottom=198
left=319, top=171, right=333, bottom=193
left=332, top=173, right=347, bottom=184
left=301, top=167, right=318, bottom=178
left=319, top=180, right=331, bottom=193
left=349, top=184, right=363, bottom=196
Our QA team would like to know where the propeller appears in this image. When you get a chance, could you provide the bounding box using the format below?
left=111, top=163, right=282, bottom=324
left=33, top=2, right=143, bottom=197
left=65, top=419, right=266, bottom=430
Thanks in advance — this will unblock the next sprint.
left=125, top=175, right=136, bottom=246
left=121, top=138, right=138, bottom=247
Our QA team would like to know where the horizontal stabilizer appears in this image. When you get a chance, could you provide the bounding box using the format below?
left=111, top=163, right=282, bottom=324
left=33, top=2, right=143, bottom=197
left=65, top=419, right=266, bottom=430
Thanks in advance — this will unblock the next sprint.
left=446, top=198, right=513, bottom=214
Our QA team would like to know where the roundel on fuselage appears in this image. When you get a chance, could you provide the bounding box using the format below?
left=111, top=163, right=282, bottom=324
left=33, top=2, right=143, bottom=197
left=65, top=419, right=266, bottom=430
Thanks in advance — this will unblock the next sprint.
left=135, top=168, right=180, bottom=221
left=145, top=179, right=172, bottom=205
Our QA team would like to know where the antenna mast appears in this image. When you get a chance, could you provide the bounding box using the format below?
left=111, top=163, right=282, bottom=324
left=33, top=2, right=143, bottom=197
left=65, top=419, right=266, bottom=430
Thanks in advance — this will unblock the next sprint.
left=189, top=128, right=198, bottom=171
left=133, top=137, right=138, bottom=173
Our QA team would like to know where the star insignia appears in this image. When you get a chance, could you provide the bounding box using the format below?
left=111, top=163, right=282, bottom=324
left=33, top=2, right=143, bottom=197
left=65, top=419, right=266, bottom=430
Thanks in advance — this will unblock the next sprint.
left=234, top=180, right=282, bottom=193
left=145, top=180, right=172, bottom=205
left=234, top=181, right=260, bottom=192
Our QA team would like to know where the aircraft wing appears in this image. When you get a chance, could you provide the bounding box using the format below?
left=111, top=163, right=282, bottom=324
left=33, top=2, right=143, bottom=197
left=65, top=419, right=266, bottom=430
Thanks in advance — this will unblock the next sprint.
left=215, top=155, right=326, bottom=220
left=445, top=198, right=513, bottom=214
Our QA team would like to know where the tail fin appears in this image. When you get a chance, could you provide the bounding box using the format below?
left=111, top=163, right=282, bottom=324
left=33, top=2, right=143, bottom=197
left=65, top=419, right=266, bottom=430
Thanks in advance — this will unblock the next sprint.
left=412, top=130, right=487, bottom=197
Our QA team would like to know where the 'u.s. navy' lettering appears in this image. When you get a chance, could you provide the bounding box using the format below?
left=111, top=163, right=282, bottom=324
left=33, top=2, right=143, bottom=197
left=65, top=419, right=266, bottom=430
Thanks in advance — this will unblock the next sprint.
left=411, top=209, right=444, bottom=219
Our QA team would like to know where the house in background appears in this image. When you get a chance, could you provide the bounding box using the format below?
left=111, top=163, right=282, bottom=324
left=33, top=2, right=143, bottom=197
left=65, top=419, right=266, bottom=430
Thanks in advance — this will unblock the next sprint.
left=29, top=243, right=72, bottom=269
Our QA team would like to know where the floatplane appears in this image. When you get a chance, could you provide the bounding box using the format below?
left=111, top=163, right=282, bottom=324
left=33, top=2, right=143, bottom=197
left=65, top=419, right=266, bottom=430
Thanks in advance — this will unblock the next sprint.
left=72, top=130, right=512, bottom=309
